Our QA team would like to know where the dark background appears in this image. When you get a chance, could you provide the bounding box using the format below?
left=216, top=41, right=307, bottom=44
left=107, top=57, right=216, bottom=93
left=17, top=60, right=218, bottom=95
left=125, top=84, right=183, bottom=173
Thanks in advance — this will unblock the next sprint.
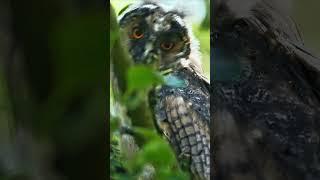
left=0, top=0, right=108, bottom=180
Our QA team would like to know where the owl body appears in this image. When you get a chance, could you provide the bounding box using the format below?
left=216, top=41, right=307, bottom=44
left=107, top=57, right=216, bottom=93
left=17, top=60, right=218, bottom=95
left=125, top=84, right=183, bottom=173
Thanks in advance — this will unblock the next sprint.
left=150, top=65, right=210, bottom=179
left=119, top=2, right=210, bottom=180
left=213, top=1, right=320, bottom=180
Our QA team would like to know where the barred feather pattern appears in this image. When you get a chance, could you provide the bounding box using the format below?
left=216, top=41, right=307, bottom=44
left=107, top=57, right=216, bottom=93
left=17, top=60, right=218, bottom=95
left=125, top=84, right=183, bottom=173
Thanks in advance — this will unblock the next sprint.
left=150, top=67, right=210, bottom=180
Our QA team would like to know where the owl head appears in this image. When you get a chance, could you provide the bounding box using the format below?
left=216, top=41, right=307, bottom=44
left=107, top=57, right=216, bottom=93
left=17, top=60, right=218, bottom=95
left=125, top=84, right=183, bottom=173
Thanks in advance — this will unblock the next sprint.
left=118, top=2, right=202, bottom=71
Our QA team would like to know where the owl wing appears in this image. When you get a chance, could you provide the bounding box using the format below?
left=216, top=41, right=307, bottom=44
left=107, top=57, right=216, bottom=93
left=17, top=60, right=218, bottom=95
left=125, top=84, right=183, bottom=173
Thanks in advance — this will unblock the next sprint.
left=183, top=60, right=210, bottom=91
left=277, top=35, right=320, bottom=100
left=150, top=67, right=210, bottom=180
left=242, top=1, right=320, bottom=101
left=212, top=1, right=320, bottom=179
left=159, top=95, right=210, bottom=180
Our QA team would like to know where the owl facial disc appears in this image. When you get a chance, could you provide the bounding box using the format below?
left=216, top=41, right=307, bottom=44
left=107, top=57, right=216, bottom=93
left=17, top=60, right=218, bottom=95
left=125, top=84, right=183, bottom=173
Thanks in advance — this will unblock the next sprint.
left=118, top=3, right=192, bottom=71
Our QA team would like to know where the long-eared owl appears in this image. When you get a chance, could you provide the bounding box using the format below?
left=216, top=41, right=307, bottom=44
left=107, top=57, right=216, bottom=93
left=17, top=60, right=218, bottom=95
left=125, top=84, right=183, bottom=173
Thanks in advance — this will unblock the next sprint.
left=119, top=2, right=210, bottom=179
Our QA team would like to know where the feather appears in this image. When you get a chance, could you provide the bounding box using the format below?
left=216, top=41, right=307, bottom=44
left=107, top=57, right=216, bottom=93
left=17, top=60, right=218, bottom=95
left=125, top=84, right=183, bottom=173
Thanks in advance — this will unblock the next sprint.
left=213, top=0, right=320, bottom=180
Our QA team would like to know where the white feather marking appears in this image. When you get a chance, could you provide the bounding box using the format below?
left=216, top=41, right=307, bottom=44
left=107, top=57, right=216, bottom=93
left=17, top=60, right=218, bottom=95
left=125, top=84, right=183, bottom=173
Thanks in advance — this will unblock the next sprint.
left=172, top=14, right=185, bottom=27
left=144, top=42, right=153, bottom=58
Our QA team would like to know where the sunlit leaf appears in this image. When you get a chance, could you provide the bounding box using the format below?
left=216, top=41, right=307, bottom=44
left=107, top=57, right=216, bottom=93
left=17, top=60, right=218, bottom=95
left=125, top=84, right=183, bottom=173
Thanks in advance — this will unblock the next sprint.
left=127, top=65, right=164, bottom=93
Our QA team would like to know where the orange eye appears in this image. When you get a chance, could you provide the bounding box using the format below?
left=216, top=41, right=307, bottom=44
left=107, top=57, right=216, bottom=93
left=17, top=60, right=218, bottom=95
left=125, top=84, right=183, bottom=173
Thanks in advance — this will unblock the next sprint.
left=161, top=42, right=174, bottom=50
left=131, top=27, right=144, bottom=39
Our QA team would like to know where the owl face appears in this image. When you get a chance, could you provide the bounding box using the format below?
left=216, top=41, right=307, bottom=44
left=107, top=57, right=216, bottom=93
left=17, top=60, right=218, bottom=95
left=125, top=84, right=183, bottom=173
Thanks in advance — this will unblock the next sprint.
left=119, top=3, right=192, bottom=70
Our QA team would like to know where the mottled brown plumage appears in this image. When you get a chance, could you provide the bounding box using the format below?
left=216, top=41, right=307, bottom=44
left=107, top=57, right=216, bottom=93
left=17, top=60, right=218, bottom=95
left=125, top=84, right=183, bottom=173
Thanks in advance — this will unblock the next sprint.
left=149, top=65, right=210, bottom=179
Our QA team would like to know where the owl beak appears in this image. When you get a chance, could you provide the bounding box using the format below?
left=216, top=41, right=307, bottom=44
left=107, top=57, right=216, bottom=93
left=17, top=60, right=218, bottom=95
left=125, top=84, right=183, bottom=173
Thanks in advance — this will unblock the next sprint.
left=149, top=53, right=158, bottom=63
left=145, top=48, right=158, bottom=62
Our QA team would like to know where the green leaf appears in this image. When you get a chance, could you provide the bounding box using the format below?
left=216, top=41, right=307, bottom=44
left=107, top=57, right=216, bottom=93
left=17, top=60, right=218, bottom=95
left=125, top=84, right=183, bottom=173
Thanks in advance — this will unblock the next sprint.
left=118, top=4, right=132, bottom=16
left=110, top=31, right=119, bottom=52
left=126, top=139, right=175, bottom=173
left=127, top=66, right=164, bottom=93
left=110, top=116, right=120, bottom=134
left=110, top=5, right=119, bottom=51
left=134, top=127, right=159, bottom=140
left=124, top=90, right=147, bottom=110
left=123, top=128, right=172, bottom=172
left=139, top=140, right=176, bottom=168
left=157, top=168, right=190, bottom=180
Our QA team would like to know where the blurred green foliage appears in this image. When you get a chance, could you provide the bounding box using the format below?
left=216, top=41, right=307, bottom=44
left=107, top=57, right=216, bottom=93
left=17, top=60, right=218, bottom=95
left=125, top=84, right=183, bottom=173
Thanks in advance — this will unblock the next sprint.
left=125, top=66, right=164, bottom=109
left=0, top=0, right=107, bottom=179
left=111, top=127, right=190, bottom=180
left=194, top=26, right=210, bottom=79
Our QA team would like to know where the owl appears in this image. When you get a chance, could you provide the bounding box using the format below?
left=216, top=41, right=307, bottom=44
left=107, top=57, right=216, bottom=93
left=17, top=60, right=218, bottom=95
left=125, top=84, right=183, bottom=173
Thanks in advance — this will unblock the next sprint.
left=119, top=2, right=210, bottom=180
left=212, top=0, right=320, bottom=180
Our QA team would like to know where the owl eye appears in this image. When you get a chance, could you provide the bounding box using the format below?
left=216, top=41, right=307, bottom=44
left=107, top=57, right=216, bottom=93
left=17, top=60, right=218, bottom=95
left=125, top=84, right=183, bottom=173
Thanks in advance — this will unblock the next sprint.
left=131, top=27, right=144, bottom=39
left=160, top=41, right=175, bottom=50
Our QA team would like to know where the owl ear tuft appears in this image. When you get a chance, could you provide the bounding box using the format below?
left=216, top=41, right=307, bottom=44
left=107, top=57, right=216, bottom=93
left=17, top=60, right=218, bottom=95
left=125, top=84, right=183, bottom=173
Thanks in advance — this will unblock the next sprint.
left=168, top=10, right=186, bottom=19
